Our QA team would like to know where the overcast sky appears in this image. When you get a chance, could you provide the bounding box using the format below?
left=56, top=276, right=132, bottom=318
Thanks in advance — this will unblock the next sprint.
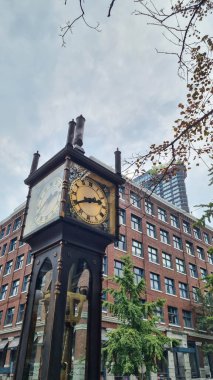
left=0, top=0, right=212, bottom=223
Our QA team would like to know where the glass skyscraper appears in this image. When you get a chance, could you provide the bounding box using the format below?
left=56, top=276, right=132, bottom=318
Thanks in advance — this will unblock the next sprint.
left=134, top=163, right=190, bottom=212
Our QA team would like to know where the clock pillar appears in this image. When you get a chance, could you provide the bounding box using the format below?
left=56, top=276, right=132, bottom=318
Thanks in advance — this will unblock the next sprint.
left=14, top=117, right=125, bottom=380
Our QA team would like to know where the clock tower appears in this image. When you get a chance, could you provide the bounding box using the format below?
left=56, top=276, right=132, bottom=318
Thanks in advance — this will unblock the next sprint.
left=14, top=116, right=124, bottom=380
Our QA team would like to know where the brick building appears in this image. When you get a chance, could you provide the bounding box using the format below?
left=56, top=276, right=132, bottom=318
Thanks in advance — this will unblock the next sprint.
left=0, top=180, right=213, bottom=379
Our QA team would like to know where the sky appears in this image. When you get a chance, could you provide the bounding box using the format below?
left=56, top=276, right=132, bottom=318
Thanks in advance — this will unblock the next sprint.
left=0, top=0, right=212, bottom=223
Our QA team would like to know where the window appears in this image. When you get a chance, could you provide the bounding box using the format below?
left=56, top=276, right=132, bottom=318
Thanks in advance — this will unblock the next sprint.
left=200, top=267, right=207, bottom=280
left=162, top=252, right=172, bottom=269
left=114, top=234, right=126, bottom=251
left=13, top=217, right=22, bottom=231
left=189, top=263, right=198, bottom=278
left=168, top=306, right=179, bottom=325
left=150, top=272, right=161, bottom=290
left=186, top=241, right=194, bottom=256
left=130, top=191, right=141, bottom=208
left=8, top=237, right=17, bottom=252
left=22, top=275, right=29, bottom=292
left=134, top=267, right=144, bottom=284
left=114, top=261, right=123, bottom=277
left=176, top=258, right=186, bottom=274
left=179, top=282, right=189, bottom=299
left=197, top=246, right=205, bottom=260
left=26, top=251, right=33, bottom=265
left=183, top=310, right=193, bottom=328
left=193, top=227, right=201, bottom=240
left=173, top=235, right=182, bottom=250
left=6, top=224, right=11, bottom=236
left=145, top=200, right=154, bottom=215
left=4, top=307, right=15, bottom=326
left=131, top=214, right=142, bottom=231
left=192, top=287, right=200, bottom=303
left=101, top=291, right=107, bottom=312
left=10, top=279, right=20, bottom=297
left=208, top=252, right=213, bottom=265
left=146, top=222, right=157, bottom=238
left=102, top=256, right=108, bottom=275
left=165, top=277, right=175, bottom=295
left=183, top=221, right=191, bottom=234
left=203, top=232, right=210, bottom=244
left=4, top=260, right=13, bottom=276
left=0, top=284, right=8, bottom=300
left=155, top=306, right=164, bottom=322
left=119, top=186, right=125, bottom=200
left=0, top=228, right=5, bottom=240
left=148, top=246, right=158, bottom=263
left=160, top=229, right=170, bottom=244
left=170, top=214, right=179, bottom=228
left=119, top=209, right=126, bottom=225
left=15, top=255, right=24, bottom=270
left=17, top=304, right=25, bottom=323
left=158, top=208, right=167, bottom=222
left=1, top=244, right=7, bottom=256
left=132, top=240, right=143, bottom=257
left=19, top=240, right=25, bottom=247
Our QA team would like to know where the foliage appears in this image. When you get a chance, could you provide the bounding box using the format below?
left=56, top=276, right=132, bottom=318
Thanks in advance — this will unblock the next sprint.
left=102, top=256, right=178, bottom=378
left=62, top=0, right=213, bottom=171
left=196, top=274, right=213, bottom=353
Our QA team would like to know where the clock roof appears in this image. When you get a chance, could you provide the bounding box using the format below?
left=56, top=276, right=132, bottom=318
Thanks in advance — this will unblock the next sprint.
left=25, top=145, right=125, bottom=187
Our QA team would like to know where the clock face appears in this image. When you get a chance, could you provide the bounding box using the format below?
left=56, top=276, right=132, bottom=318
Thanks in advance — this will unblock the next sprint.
left=70, top=177, right=108, bottom=224
left=23, top=165, right=64, bottom=237
left=35, top=177, right=62, bottom=226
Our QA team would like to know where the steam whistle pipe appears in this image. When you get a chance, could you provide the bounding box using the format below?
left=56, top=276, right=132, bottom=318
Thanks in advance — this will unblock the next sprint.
left=73, top=115, right=86, bottom=153
left=30, top=151, right=40, bottom=174
left=114, top=148, right=121, bottom=175
left=66, top=119, right=76, bottom=147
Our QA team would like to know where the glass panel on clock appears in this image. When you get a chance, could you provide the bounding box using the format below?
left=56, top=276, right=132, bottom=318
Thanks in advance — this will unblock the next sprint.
left=60, top=259, right=90, bottom=380
left=23, top=259, right=53, bottom=379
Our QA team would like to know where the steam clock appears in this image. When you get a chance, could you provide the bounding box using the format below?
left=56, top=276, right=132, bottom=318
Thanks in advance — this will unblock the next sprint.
left=15, top=116, right=124, bottom=380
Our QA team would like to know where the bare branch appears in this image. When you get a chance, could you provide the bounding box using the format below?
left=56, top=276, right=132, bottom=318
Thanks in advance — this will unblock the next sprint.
left=108, top=0, right=117, bottom=17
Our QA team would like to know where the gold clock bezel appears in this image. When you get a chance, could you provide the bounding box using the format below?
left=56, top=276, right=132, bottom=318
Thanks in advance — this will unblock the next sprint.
left=69, top=177, right=109, bottom=225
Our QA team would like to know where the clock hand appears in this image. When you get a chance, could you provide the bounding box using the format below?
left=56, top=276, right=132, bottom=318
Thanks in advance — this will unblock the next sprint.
left=76, top=197, right=102, bottom=205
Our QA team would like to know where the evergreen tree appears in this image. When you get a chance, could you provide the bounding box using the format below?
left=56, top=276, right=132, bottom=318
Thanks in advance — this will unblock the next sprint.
left=103, top=255, right=178, bottom=379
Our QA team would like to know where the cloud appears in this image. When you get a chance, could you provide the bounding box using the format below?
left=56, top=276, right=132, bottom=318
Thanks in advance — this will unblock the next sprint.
left=0, top=1, right=212, bottom=223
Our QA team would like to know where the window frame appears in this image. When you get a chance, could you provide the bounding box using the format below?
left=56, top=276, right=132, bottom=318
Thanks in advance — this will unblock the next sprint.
left=168, top=306, right=179, bottom=325
left=150, top=272, right=161, bottom=291
left=147, top=222, right=157, bottom=239
left=148, top=246, right=159, bottom=264
left=162, top=252, right=172, bottom=269
left=131, top=214, right=142, bottom=232
left=114, top=234, right=127, bottom=251
left=10, top=279, right=20, bottom=297
left=160, top=229, right=170, bottom=244
left=165, top=277, right=176, bottom=295
left=130, top=191, right=141, bottom=208
left=179, top=282, right=189, bottom=299
left=183, top=310, right=193, bottom=328
left=114, top=260, right=123, bottom=277
left=132, top=239, right=143, bottom=258
left=170, top=214, right=179, bottom=228
left=176, top=258, right=186, bottom=274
